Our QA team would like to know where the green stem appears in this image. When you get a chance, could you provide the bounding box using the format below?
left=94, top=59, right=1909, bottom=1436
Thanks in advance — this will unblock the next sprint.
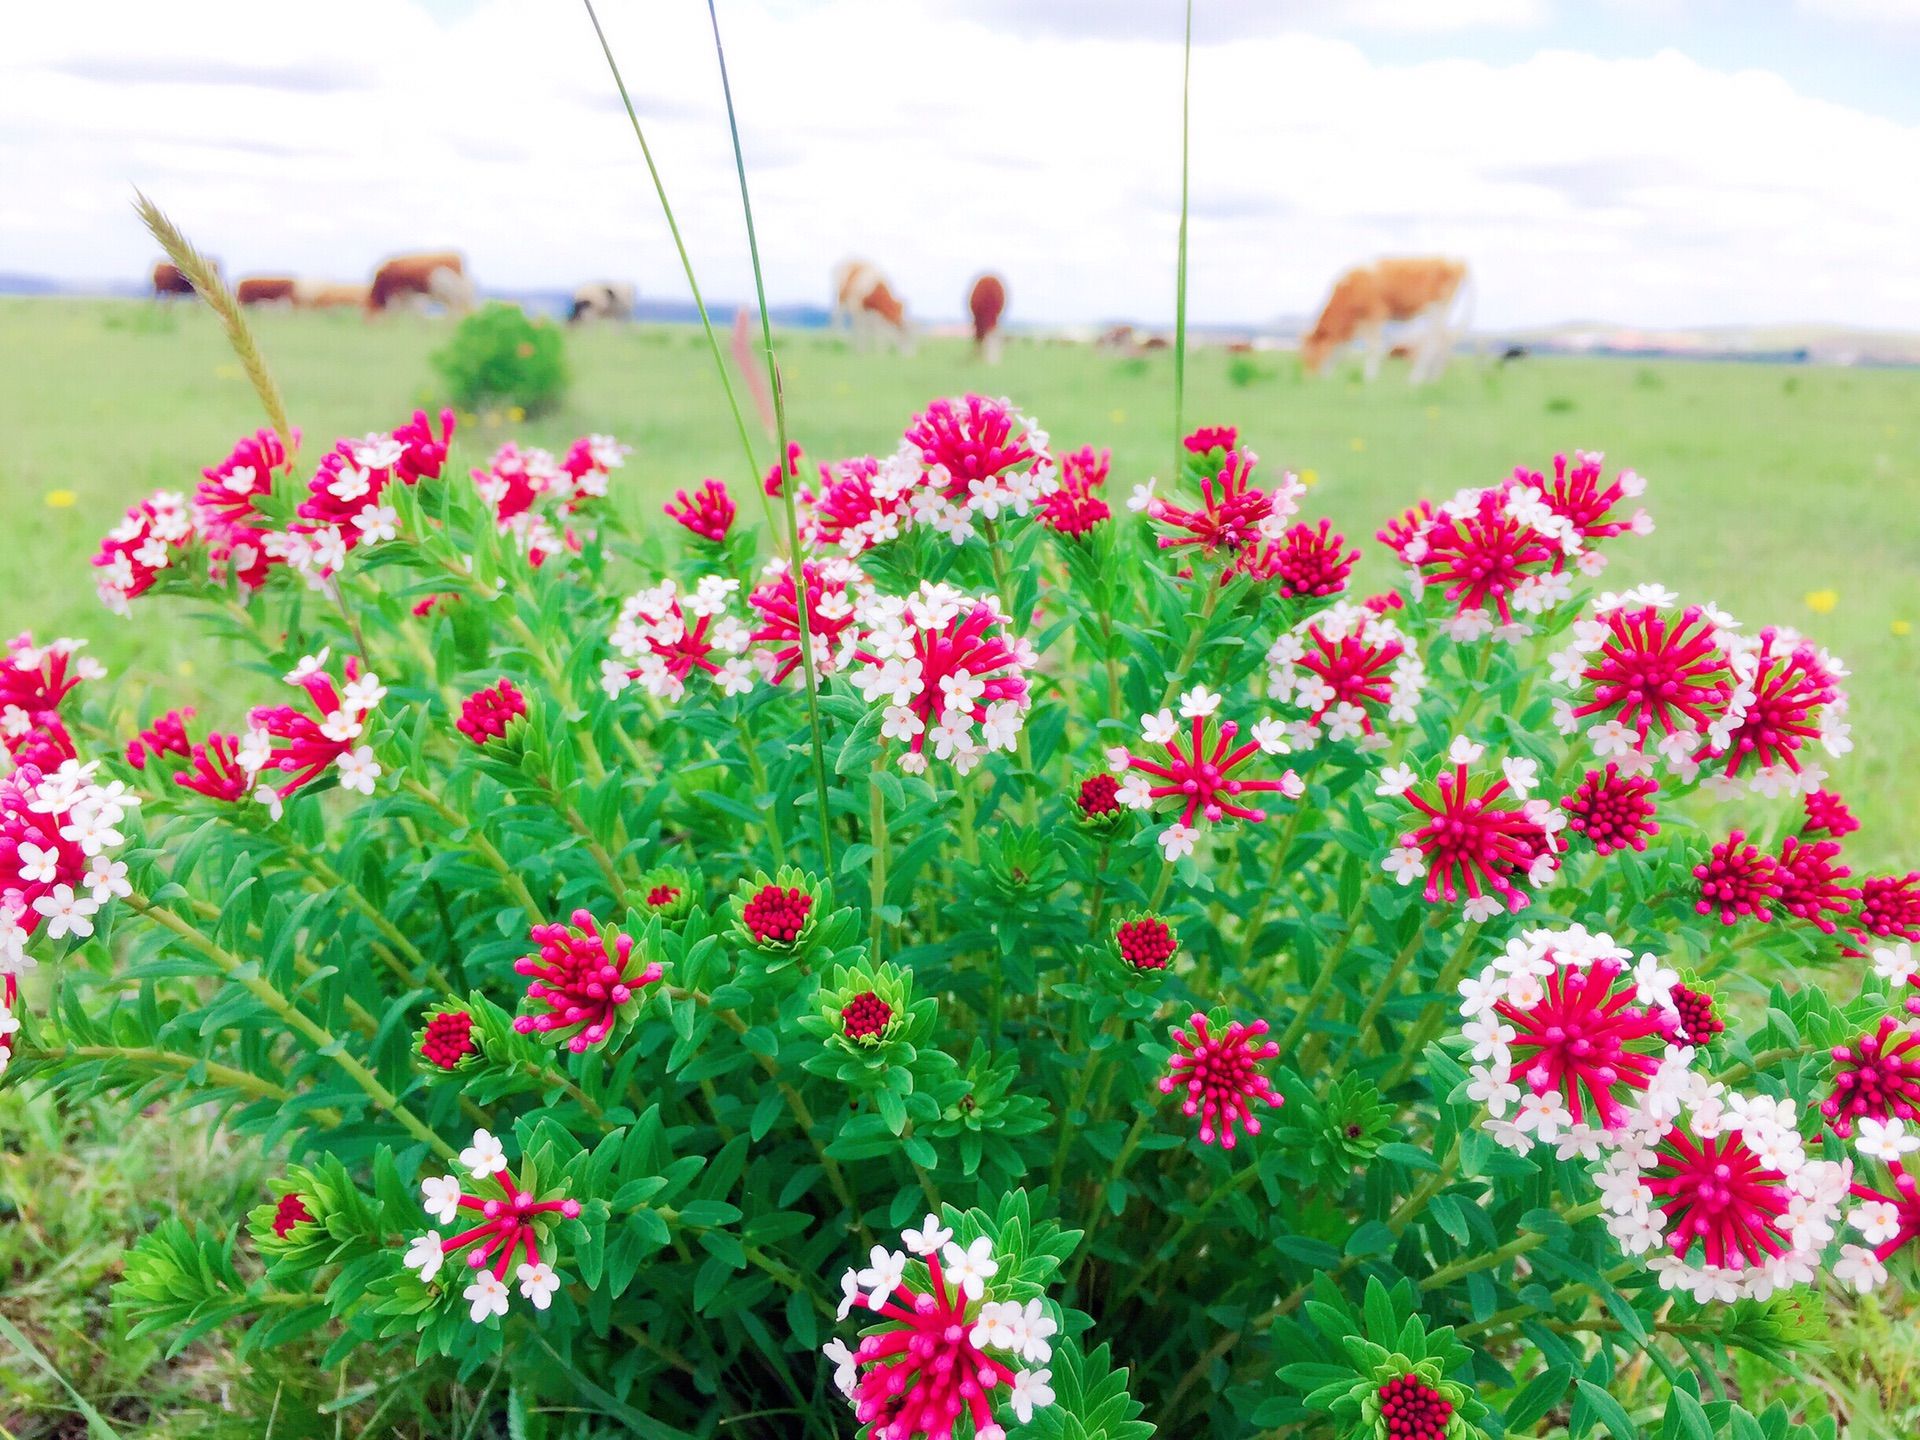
left=1170, top=0, right=1194, bottom=483
left=579, top=0, right=772, bottom=527
left=401, top=776, right=547, bottom=927
left=1419, top=1199, right=1606, bottom=1291
left=127, top=895, right=455, bottom=1161
left=1323, top=917, right=1430, bottom=1070
left=706, top=0, right=836, bottom=873
left=867, top=757, right=889, bottom=963
left=39, top=1044, right=341, bottom=1124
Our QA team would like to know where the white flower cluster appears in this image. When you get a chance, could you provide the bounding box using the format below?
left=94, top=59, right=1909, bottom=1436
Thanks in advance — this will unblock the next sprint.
left=1597, top=1086, right=1847, bottom=1304
left=403, top=1130, right=565, bottom=1324
left=603, top=576, right=753, bottom=703
left=1263, top=600, right=1426, bottom=750
left=747, top=555, right=874, bottom=684
left=849, top=583, right=1037, bottom=776
left=3, top=759, right=140, bottom=965
left=804, top=451, right=923, bottom=556
left=1458, top=926, right=1694, bottom=1159
left=0, top=989, right=18, bottom=1078
left=901, top=399, right=1060, bottom=545
left=237, top=651, right=385, bottom=818
left=96, top=492, right=193, bottom=615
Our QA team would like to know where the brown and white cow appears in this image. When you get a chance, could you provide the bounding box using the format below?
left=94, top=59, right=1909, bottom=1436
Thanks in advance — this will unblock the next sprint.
left=235, top=275, right=298, bottom=307
left=152, top=260, right=213, bottom=298
left=967, top=273, right=1007, bottom=364
left=292, top=279, right=372, bottom=309
left=830, top=258, right=912, bottom=354
left=1300, top=257, right=1471, bottom=384
left=368, top=251, right=474, bottom=314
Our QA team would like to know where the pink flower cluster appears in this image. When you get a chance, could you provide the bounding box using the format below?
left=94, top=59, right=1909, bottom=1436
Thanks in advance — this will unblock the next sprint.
left=1107, top=686, right=1302, bottom=860
left=513, top=909, right=664, bottom=1052
left=403, top=1129, right=579, bottom=1323
left=747, top=558, right=871, bottom=686
left=1379, top=737, right=1564, bottom=919
left=1550, top=589, right=1850, bottom=797
left=2, top=635, right=101, bottom=772
left=1265, top=601, right=1426, bottom=748
left=850, top=584, right=1037, bottom=776
left=1145, top=448, right=1304, bottom=567
left=1160, top=1012, right=1283, bottom=1148
left=827, top=1217, right=1056, bottom=1440
left=0, top=758, right=138, bottom=970
left=471, top=433, right=628, bottom=565
left=603, top=576, right=753, bottom=703
left=1387, top=453, right=1650, bottom=638
left=93, top=414, right=454, bottom=610
left=1459, top=927, right=1850, bottom=1303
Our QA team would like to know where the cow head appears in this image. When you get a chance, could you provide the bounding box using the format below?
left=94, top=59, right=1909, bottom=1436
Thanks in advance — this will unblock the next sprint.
left=1299, top=327, right=1335, bottom=375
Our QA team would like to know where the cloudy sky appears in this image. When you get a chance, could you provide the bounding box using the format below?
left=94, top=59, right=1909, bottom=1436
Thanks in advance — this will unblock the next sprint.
left=5, top=0, right=1920, bottom=328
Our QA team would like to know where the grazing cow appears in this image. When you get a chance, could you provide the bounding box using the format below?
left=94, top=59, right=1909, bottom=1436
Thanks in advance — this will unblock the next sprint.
left=368, top=251, right=474, bottom=314
left=292, top=279, right=371, bottom=309
left=235, top=276, right=298, bottom=307
left=967, top=273, right=1007, bottom=364
left=569, top=282, right=636, bottom=325
left=152, top=261, right=214, bottom=298
left=830, top=258, right=912, bottom=354
left=1300, top=257, right=1471, bottom=384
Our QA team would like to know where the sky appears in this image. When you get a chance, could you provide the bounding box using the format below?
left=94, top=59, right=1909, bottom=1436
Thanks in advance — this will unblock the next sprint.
left=5, top=0, right=1920, bottom=329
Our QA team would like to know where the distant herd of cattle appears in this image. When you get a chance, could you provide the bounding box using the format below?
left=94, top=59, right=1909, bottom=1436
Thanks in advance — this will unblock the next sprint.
left=153, top=249, right=1474, bottom=380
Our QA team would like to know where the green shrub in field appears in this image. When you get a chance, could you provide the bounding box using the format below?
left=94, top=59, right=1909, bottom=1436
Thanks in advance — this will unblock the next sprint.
left=431, top=301, right=568, bottom=416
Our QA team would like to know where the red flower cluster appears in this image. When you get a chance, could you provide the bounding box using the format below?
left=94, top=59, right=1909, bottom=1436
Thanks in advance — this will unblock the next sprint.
left=512, top=909, right=664, bottom=1052
left=2, top=636, right=93, bottom=772
left=1772, top=834, right=1857, bottom=934
left=840, top=991, right=894, bottom=1042
left=1378, top=1375, right=1453, bottom=1440
left=743, top=884, right=812, bottom=946
left=748, top=560, right=866, bottom=686
left=1823, top=1016, right=1920, bottom=1139
left=1182, top=424, right=1237, bottom=455
left=1037, top=446, right=1111, bottom=538
left=1561, top=765, right=1660, bottom=857
left=126, top=708, right=194, bottom=771
left=1855, top=873, right=1920, bottom=946
left=645, top=883, right=681, bottom=909
left=1414, top=487, right=1560, bottom=623
left=1115, top=916, right=1177, bottom=971
left=1802, top=789, right=1860, bottom=838
left=456, top=679, right=527, bottom=748
left=1076, top=773, right=1121, bottom=821
left=1645, top=1127, right=1793, bottom=1271
left=271, top=1192, right=313, bottom=1240
left=1233, top=518, right=1358, bottom=596
left=663, top=479, right=736, bottom=543
left=1570, top=606, right=1730, bottom=743
left=421, top=1010, right=479, bottom=1069
left=1398, top=761, right=1562, bottom=913
left=1661, top=984, right=1725, bottom=1049
left=1150, top=451, right=1283, bottom=561
left=1693, top=831, right=1783, bottom=926
left=1495, top=954, right=1665, bottom=1129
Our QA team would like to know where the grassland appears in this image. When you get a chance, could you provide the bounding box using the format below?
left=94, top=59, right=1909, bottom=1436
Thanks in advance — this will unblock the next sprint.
left=0, top=296, right=1917, bottom=1434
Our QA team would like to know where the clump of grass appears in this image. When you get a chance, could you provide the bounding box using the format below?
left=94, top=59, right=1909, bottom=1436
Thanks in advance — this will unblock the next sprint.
left=1545, top=394, right=1578, bottom=413
left=1227, top=354, right=1271, bottom=388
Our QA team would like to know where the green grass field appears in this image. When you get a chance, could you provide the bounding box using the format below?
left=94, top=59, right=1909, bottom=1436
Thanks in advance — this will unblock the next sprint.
left=6, top=296, right=1918, bottom=853
left=2, top=295, right=1918, bottom=1434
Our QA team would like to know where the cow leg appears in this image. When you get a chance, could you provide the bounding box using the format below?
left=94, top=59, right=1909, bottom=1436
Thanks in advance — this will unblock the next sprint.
left=1361, top=322, right=1386, bottom=383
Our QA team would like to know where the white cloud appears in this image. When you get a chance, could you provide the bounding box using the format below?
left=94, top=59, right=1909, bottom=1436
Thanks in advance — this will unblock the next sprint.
left=2, top=0, right=1918, bottom=329
left=1797, top=0, right=1920, bottom=20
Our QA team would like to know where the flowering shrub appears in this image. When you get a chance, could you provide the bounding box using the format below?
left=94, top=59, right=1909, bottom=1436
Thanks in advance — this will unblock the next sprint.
left=10, top=374, right=1903, bottom=1440
left=431, top=300, right=569, bottom=417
